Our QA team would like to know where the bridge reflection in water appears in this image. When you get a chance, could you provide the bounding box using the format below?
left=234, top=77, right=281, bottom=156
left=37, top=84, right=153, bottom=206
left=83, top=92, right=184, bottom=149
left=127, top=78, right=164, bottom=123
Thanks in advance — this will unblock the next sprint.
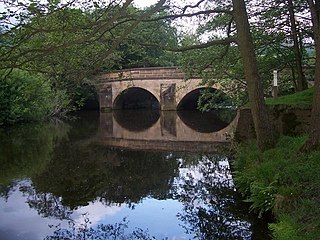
left=97, top=109, right=238, bottom=152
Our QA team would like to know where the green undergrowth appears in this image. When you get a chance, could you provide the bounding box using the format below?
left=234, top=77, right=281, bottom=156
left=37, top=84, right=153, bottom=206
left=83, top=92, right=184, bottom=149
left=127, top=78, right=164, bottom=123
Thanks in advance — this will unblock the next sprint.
left=265, top=88, right=314, bottom=107
left=232, top=136, right=320, bottom=240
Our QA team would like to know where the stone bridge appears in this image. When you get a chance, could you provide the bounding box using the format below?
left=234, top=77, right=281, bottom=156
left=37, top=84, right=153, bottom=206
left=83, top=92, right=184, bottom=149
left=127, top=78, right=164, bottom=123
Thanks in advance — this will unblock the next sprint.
left=97, top=67, right=221, bottom=111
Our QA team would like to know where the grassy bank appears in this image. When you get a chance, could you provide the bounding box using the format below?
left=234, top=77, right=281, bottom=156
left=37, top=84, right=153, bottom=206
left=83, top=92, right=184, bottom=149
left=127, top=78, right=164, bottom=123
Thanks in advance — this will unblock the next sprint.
left=232, top=136, right=320, bottom=239
left=233, top=88, right=319, bottom=239
left=265, top=88, right=314, bottom=107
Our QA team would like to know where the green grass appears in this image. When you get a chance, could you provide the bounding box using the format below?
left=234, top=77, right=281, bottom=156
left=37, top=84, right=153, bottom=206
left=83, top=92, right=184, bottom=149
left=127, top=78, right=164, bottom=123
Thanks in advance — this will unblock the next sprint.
left=265, top=88, right=314, bottom=107
left=232, top=136, right=320, bottom=240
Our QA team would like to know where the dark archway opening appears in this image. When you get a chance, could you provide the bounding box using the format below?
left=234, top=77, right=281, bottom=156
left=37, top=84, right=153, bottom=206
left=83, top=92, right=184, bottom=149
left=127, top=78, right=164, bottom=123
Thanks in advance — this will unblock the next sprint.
left=177, top=88, right=230, bottom=111
left=113, top=87, right=160, bottom=110
left=177, top=88, right=235, bottom=133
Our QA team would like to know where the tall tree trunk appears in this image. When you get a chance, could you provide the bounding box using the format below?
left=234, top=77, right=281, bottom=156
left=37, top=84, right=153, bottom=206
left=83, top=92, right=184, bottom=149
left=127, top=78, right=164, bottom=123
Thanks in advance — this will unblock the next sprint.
left=232, top=0, right=278, bottom=151
left=302, top=0, right=320, bottom=151
left=288, top=0, right=308, bottom=91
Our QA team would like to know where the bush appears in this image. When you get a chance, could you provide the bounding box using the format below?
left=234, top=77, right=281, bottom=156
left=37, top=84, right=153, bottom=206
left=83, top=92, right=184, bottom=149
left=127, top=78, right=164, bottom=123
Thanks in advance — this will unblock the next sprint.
left=0, top=70, right=53, bottom=125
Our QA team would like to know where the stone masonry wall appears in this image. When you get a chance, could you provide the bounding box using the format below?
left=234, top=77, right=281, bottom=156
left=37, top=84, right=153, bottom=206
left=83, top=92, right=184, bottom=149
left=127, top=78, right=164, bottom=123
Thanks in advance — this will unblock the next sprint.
left=235, top=107, right=311, bottom=141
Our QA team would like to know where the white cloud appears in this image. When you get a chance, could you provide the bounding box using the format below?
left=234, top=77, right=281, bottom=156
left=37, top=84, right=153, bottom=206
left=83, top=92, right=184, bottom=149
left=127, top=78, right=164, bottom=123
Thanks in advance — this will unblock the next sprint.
left=72, top=201, right=123, bottom=226
left=0, top=189, right=68, bottom=240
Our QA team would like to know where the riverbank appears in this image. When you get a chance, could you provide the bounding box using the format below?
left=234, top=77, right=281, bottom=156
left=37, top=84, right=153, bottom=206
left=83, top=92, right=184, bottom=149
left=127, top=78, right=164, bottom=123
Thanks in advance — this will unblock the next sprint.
left=232, top=88, right=320, bottom=239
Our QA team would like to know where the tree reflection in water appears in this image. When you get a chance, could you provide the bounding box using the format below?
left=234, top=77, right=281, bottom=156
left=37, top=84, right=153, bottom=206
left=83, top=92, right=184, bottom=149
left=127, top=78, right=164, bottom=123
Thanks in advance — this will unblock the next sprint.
left=31, top=145, right=180, bottom=210
left=174, top=155, right=253, bottom=240
left=19, top=182, right=73, bottom=220
left=45, top=214, right=158, bottom=240
left=42, top=153, right=266, bottom=240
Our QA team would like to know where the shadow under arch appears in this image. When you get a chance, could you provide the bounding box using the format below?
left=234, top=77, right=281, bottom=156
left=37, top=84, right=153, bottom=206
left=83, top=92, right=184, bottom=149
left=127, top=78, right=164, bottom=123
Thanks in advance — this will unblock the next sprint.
left=177, top=87, right=236, bottom=133
left=113, top=87, right=160, bottom=110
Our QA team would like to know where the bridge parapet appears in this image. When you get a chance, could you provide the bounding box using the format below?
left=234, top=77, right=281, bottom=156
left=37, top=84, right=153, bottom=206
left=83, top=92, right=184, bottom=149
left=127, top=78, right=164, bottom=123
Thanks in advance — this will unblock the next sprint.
left=98, top=67, right=188, bottom=83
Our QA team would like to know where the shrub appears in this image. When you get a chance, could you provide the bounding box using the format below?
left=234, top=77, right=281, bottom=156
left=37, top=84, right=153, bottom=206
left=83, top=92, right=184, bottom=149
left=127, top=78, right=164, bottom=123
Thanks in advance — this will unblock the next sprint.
left=0, top=70, right=52, bottom=125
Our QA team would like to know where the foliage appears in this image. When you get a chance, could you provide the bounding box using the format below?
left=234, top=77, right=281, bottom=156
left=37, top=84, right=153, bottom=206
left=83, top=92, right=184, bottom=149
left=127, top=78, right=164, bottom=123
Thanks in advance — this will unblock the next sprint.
left=249, top=0, right=311, bottom=91
left=116, top=11, right=179, bottom=69
left=233, top=136, right=320, bottom=239
left=12, top=8, right=113, bottom=112
left=0, top=69, right=53, bottom=125
left=268, top=215, right=300, bottom=240
left=178, top=40, right=248, bottom=107
left=197, top=89, right=234, bottom=111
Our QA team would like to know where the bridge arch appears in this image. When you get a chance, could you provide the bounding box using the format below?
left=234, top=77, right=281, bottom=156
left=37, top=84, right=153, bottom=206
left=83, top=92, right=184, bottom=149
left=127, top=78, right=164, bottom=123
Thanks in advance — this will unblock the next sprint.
left=177, top=87, right=227, bottom=110
left=113, top=87, right=160, bottom=110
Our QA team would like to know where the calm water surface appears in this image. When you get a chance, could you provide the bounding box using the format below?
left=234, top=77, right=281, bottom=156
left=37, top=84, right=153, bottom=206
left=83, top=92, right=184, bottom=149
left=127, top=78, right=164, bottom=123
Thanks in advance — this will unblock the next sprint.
left=0, top=110, right=270, bottom=240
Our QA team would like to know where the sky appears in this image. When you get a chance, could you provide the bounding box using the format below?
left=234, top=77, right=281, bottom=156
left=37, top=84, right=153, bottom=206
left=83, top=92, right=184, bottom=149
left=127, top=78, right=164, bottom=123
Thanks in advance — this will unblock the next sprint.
left=0, top=0, right=165, bottom=11
left=134, top=0, right=159, bottom=8
left=0, top=0, right=159, bottom=12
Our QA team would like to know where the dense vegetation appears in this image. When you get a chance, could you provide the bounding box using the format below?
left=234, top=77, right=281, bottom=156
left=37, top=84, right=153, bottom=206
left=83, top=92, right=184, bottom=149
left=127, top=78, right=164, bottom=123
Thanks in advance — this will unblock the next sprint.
left=233, top=136, right=320, bottom=240
left=0, top=70, right=53, bottom=125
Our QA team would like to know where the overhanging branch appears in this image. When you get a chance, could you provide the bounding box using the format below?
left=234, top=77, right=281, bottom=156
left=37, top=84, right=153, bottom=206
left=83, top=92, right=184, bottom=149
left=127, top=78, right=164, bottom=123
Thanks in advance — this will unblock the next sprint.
left=143, top=37, right=237, bottom=52
left=146, top=9, right=233, bottom=22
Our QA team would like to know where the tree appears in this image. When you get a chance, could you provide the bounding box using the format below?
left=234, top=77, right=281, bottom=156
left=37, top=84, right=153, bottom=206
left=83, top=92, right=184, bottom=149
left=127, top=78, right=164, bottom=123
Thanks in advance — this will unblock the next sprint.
left=302, top=0, right=320, bottom=151
left=0, top=0, right=168, bottom=72
left=156, top=0, right=278, bottom=150
left=287, top=0, right=309, bottom=91
left=231, top=0, right=278, bottom=150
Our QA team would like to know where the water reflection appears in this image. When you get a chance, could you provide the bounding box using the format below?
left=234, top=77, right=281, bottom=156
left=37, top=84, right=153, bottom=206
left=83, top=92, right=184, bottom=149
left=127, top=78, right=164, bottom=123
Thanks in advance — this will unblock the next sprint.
left=177, top=110, right=235, bottom=133
left=45, top=216, right=157, bottom=240
left=0, top=122, right=70, bottom=186
left=174, top=155, right=268, bottom=239
left=0, top=112, right=269, bottom=240
left=99, top=109, right=238, bottom=153
left=113, top=109, right=160, bottom=132
left=32, top=146, right=179, bottom=209
left=112, top=109, right=236, bottom=134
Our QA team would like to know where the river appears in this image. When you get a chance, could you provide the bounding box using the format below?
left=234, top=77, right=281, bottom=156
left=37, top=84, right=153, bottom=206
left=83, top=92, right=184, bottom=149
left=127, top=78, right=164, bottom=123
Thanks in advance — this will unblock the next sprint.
left=0, top=110, right=270, bottom=240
